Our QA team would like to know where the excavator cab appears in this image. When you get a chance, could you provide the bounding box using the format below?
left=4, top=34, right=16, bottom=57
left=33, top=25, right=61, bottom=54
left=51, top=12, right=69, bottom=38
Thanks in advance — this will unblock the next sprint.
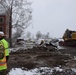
left=59, top=29, right=76, bottom=47
left=63, top=29, right=76, bottom=41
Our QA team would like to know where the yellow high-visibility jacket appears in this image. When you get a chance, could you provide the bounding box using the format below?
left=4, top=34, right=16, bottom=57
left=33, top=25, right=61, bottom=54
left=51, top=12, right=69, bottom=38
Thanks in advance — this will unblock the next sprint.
left=0, top=39, right=9, bottom=71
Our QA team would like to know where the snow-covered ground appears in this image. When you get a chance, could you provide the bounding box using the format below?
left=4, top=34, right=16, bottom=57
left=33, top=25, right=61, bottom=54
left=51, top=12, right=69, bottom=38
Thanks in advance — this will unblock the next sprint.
left=7, top=67, right=63, bottom=75
left=7, top=67, right=76, bottom=75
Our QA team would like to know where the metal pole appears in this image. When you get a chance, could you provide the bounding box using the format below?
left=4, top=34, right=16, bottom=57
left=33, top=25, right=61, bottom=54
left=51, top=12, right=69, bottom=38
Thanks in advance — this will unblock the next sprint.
left=9, top=4, right=12, bottom=47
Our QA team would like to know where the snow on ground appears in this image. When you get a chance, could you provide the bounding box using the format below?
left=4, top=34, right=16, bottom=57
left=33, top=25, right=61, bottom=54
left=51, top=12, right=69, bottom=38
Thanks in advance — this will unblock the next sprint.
left=8, top=42, right=76, bottom=75
left=7, top=67, right=76, bottom=75
left=7, top=67, right=63, bottom=75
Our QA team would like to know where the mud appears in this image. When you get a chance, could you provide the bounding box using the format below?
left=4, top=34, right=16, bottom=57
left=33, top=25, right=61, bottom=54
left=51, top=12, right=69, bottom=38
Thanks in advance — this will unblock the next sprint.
left=7, top=46, right=76, bottom=74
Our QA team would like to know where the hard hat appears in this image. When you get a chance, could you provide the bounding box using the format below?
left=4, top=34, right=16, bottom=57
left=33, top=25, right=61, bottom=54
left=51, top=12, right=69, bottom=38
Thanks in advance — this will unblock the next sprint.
left=0, top=31, right=4, bottom=36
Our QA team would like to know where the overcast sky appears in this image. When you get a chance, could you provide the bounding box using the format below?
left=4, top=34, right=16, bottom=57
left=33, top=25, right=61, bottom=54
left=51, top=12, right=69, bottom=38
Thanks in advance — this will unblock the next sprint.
left=27, top=0, right=76, bottom=38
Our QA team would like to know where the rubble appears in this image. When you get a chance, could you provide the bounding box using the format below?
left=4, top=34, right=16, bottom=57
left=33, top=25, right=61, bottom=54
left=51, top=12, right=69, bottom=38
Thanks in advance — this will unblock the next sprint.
left=7, top=42, right=76, bottom=74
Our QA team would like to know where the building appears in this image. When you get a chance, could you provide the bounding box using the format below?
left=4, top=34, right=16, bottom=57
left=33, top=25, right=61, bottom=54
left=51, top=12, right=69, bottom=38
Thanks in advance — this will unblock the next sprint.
left=0, top=3, right=12, bottom=45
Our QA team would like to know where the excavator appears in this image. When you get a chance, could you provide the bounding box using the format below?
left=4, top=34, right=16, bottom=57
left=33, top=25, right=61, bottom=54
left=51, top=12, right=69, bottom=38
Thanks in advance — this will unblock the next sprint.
left=59, top=29, right=76, bottom=47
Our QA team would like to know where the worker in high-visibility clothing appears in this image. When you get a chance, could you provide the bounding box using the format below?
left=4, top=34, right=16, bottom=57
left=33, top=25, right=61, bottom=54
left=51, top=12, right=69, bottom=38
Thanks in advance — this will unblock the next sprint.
left=0, top=31, right=9, bottom=75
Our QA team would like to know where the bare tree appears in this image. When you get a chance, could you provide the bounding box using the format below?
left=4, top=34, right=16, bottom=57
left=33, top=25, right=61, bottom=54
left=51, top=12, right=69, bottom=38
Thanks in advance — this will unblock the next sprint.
left=0, top=0, right=32, bottom=37
left=36, top=31, right=42, bottom=40
left=45, top=32, right=50, bottom=39
left=26, top=31, right=31, bottom=40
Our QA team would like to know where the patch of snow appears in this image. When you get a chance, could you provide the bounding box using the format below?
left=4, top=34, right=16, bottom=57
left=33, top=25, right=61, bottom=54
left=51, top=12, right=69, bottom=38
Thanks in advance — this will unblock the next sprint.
left=72, top=68, right=76, bottom=73
left=74, top=56, right=76, bottom=60
left=7, top=68, right=35, bottom=75
left=7, top=67, right=63, bottom=75
left=9, top=47, right=27, bottom=52
left=53, top=67, right=63, bottom=72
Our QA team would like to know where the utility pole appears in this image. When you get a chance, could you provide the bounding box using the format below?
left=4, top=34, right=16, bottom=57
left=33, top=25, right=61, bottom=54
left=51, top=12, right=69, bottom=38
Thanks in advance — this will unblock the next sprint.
left=9, top=2, right=13, bottom=47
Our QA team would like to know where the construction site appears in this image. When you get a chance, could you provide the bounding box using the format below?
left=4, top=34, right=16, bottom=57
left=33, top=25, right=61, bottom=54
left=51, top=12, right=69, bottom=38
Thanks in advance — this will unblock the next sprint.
left=0, top=1, right=76, bottom=74
left=7, top=38, right=76, bottom=75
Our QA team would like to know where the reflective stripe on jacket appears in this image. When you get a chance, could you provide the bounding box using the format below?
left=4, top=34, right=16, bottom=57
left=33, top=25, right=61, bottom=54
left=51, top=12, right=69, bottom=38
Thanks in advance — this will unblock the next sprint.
left=0, top=39, right=9, bottom=71
left=0, top=56, right=7, bottom=70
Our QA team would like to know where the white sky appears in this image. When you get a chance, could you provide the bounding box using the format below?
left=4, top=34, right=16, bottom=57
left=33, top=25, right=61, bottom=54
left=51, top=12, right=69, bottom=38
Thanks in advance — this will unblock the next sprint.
left=27, top=0, right=76, bottom=38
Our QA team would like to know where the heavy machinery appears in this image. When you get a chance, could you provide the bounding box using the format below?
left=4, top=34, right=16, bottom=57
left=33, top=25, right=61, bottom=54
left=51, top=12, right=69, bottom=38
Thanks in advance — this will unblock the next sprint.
left=59, top=29, right=76, bottom=47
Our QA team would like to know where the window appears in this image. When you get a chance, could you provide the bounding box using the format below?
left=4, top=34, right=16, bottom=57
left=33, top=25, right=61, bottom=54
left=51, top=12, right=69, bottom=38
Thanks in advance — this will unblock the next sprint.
left=0, top=27, right=3, bottom=31
left=0, top=17, right=4, bottom=23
